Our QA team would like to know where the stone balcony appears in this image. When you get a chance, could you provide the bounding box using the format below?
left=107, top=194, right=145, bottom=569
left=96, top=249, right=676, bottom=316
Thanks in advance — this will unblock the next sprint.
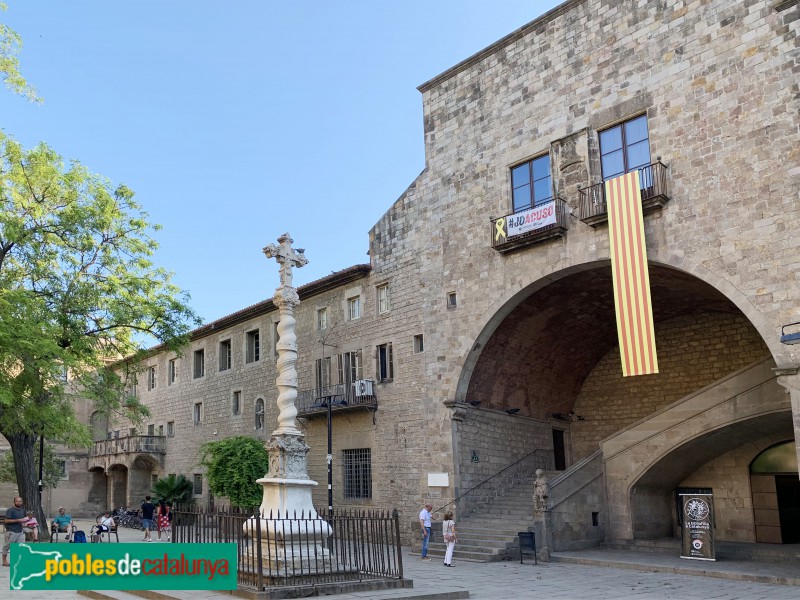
left=88, top=435, right=166, bottom=471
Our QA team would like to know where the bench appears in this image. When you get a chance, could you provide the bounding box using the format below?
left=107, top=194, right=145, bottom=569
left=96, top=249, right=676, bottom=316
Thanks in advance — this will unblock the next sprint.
left=518, top=531, right=537, bottom=565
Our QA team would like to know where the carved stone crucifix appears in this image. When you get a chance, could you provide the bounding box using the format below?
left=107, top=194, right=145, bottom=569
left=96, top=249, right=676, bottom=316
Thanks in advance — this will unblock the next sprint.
left=263, top=233, right=308, bottom=290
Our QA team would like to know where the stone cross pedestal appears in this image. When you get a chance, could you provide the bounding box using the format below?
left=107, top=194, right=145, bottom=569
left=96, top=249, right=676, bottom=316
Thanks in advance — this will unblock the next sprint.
left=248, top=233, right=332, bottom=573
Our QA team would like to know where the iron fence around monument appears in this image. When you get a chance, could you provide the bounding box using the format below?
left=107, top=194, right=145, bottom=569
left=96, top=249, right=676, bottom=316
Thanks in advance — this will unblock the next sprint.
left=171, top=506, right=403, bottom=591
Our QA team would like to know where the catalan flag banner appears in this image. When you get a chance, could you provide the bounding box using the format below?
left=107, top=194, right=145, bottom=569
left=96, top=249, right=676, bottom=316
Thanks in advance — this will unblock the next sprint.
left=606, top=170, right=659, bottom=376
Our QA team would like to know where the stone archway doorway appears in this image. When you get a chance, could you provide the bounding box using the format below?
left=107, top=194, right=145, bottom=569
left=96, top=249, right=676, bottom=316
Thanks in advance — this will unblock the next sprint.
left=751, top=441, right=800, bottom=544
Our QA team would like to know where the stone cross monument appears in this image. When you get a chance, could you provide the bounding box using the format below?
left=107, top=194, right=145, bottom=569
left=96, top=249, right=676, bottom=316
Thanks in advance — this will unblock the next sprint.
left=250, top=232, right=332, bottom=573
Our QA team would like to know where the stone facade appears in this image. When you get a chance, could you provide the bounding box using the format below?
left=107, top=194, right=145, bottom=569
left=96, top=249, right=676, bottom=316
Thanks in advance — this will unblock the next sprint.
left=46, top=0, right=800, bottom=549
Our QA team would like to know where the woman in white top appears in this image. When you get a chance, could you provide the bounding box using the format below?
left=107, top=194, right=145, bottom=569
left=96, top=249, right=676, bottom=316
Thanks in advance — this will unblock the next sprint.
left=442, top=511, right=456, bottom=567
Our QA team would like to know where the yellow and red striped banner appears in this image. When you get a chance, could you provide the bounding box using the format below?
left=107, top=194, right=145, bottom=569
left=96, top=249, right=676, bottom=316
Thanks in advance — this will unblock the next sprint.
left=606, top=170, right=659, bottom=376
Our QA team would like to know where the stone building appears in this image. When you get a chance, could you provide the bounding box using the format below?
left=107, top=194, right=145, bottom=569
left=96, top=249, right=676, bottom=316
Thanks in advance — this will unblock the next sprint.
left=45, top=0, right=800, bottom=551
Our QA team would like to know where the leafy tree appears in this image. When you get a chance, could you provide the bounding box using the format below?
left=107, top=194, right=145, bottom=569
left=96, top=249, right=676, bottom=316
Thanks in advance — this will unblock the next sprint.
left=151, top=474, right=194, bottom=507
left=0, top=443, right=61, bottom=489
left=201, top=436, right=270, bottom=508
left=0, top=133, right=199, bottom=526
left=0, top=2, right=40, bottom=102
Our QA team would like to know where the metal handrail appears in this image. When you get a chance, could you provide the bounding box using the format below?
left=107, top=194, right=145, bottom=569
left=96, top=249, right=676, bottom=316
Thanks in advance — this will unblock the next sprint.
left=435, top=448, right=548, bottom=513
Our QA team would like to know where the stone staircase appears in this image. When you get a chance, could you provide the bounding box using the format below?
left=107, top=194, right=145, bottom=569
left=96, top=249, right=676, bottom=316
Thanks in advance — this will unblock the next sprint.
left=424, top=481, right=537, bottom=562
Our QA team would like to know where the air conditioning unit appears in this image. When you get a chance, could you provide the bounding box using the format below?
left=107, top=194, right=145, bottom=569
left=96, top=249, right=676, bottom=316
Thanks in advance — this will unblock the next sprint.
left=352, top=379, right=374, bottom=397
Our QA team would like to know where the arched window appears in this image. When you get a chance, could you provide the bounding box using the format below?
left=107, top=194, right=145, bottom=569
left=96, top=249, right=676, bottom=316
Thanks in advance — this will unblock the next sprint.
left=255, top=398, right=265, bottom=430
left=750, top=440, right=798, bottom=474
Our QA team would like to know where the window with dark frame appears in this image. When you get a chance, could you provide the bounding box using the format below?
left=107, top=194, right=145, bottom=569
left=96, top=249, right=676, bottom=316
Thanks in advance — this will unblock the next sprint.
left=193, top=349, right=205, bottom=378
left=147, top=366, right=156, bottom=391
left=255, top=398, right=265, bottom=430
left=167, top=421, right=174, bottom=437
left=246, top=329, right=260, bottom=363
left=232, top=390, right=241, bottom=415
left=342, top=448, right=372, bottom=499
left=511, top=154, right=552, bottom=213
left=377, top=343, right=393, bottom=382
left=599, top=114, right=652, bottom=182
left=193, top=474, right=203, bottom=495
left=219, top=339, right=232, bottom=371
left=447, top=292, right=457, bottom=309
left=316, top=357, right=331, bottom=389
left=193, top=402, right=203, bottom=425
left=414, top=334, right=424, bottom=354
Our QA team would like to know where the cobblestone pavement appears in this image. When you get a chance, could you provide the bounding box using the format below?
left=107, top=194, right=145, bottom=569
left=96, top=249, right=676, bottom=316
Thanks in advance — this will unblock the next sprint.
left=2, top=523, right=798, bottom=600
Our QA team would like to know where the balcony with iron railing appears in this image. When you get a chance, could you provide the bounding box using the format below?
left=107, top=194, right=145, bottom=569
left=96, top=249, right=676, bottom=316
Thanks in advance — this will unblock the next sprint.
left=90, top=435, right=167, bottom=457
left=578, top=160, right=670, bottom=227
left=490, top=196, right=570, bottom=253
left=295, top=380, right=377, bottom=418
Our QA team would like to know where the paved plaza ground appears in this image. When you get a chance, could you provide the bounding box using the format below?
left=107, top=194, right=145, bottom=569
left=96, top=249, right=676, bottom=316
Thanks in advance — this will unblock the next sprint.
left=2, top=519, right=798, bottom=599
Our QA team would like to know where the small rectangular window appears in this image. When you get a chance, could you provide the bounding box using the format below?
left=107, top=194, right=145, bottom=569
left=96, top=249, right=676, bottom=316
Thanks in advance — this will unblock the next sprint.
left=343, top=448, right=372, bottom=499
left=193, top=349, right=205, bottom=378
left=57, top=459, right=68, bottom=479
left=447, top=292, right=457, bottom=309
left=219, top=339, right=232, bottom=371
left=414, top=334, right=424, bottom=354
left=377, top=343, right=393, bottom=382
left=167, top=421, right=174, bottom=437
left=377, top=284, right=390, bottom=314
left=193, top=474, right=203, bottom=495
left=232, top=390, right=241, bottom=415
left=193, top=402, right=203, bottom=425
left=152, top=473, right=159, bottom=486
left=347, top=296, right=361, bottom=321
left=273, top=323, right=280, bottom=356
left=317, top=308, right=328, bottom=331
left=147, top=424, right=155, bottom=436
left=168, top=359, right=177, bottom=385
left=147, top=366, right=157, bottom=391
left=246, top=329, right=260, bottom=363
left=158, top=425, right=164, bottom=437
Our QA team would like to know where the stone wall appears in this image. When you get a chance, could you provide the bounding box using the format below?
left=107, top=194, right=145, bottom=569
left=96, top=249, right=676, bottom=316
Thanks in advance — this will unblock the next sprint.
left=571, top=312, right=770, bottom=460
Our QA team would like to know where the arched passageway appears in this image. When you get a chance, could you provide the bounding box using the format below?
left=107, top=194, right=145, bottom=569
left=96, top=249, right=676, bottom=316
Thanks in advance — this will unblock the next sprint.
left=453, top=262, right=794, bottom=547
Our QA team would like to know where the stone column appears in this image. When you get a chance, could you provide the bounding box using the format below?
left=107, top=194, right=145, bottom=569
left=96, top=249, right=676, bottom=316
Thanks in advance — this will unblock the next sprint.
left=247, top=233, right=332, bottom=573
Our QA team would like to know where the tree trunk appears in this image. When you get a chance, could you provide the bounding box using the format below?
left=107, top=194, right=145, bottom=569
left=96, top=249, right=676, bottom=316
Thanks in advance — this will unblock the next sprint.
left=6, top=432, right=46, bottom=537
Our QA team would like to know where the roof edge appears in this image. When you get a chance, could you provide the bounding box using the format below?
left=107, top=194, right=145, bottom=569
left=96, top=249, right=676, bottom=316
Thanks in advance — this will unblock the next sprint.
left=417, top=0, right=586, bottom=94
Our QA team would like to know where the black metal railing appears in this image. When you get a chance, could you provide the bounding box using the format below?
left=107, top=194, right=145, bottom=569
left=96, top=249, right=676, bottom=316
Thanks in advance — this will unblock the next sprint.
left=172, top=506, right=403, bottom=591
left=438, top=448, right=549, bottom=518
left=90, top=435, right=166, bottom=456
left=490, top=197, right=569, bottom=252
left=578, top=161, right=669, bottom=225
left=296, top=380, right=377, bottom=416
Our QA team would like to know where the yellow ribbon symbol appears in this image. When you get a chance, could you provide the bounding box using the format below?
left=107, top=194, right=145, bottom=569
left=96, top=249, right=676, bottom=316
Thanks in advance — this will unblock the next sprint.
left=495, top=217, right=507, bottom=242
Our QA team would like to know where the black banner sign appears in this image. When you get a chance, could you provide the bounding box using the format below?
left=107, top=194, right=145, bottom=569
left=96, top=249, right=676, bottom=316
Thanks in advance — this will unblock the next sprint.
left=680, top=493, right=715, bottom=561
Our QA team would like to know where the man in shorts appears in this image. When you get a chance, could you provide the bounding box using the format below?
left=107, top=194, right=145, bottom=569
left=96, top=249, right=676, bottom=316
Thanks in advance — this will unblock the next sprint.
left=141, top=495, right=155, bottom=542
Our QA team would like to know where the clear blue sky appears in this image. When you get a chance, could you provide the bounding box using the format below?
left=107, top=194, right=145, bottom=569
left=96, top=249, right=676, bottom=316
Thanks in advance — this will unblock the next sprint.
left=1, top=0, right=561, bottom=324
